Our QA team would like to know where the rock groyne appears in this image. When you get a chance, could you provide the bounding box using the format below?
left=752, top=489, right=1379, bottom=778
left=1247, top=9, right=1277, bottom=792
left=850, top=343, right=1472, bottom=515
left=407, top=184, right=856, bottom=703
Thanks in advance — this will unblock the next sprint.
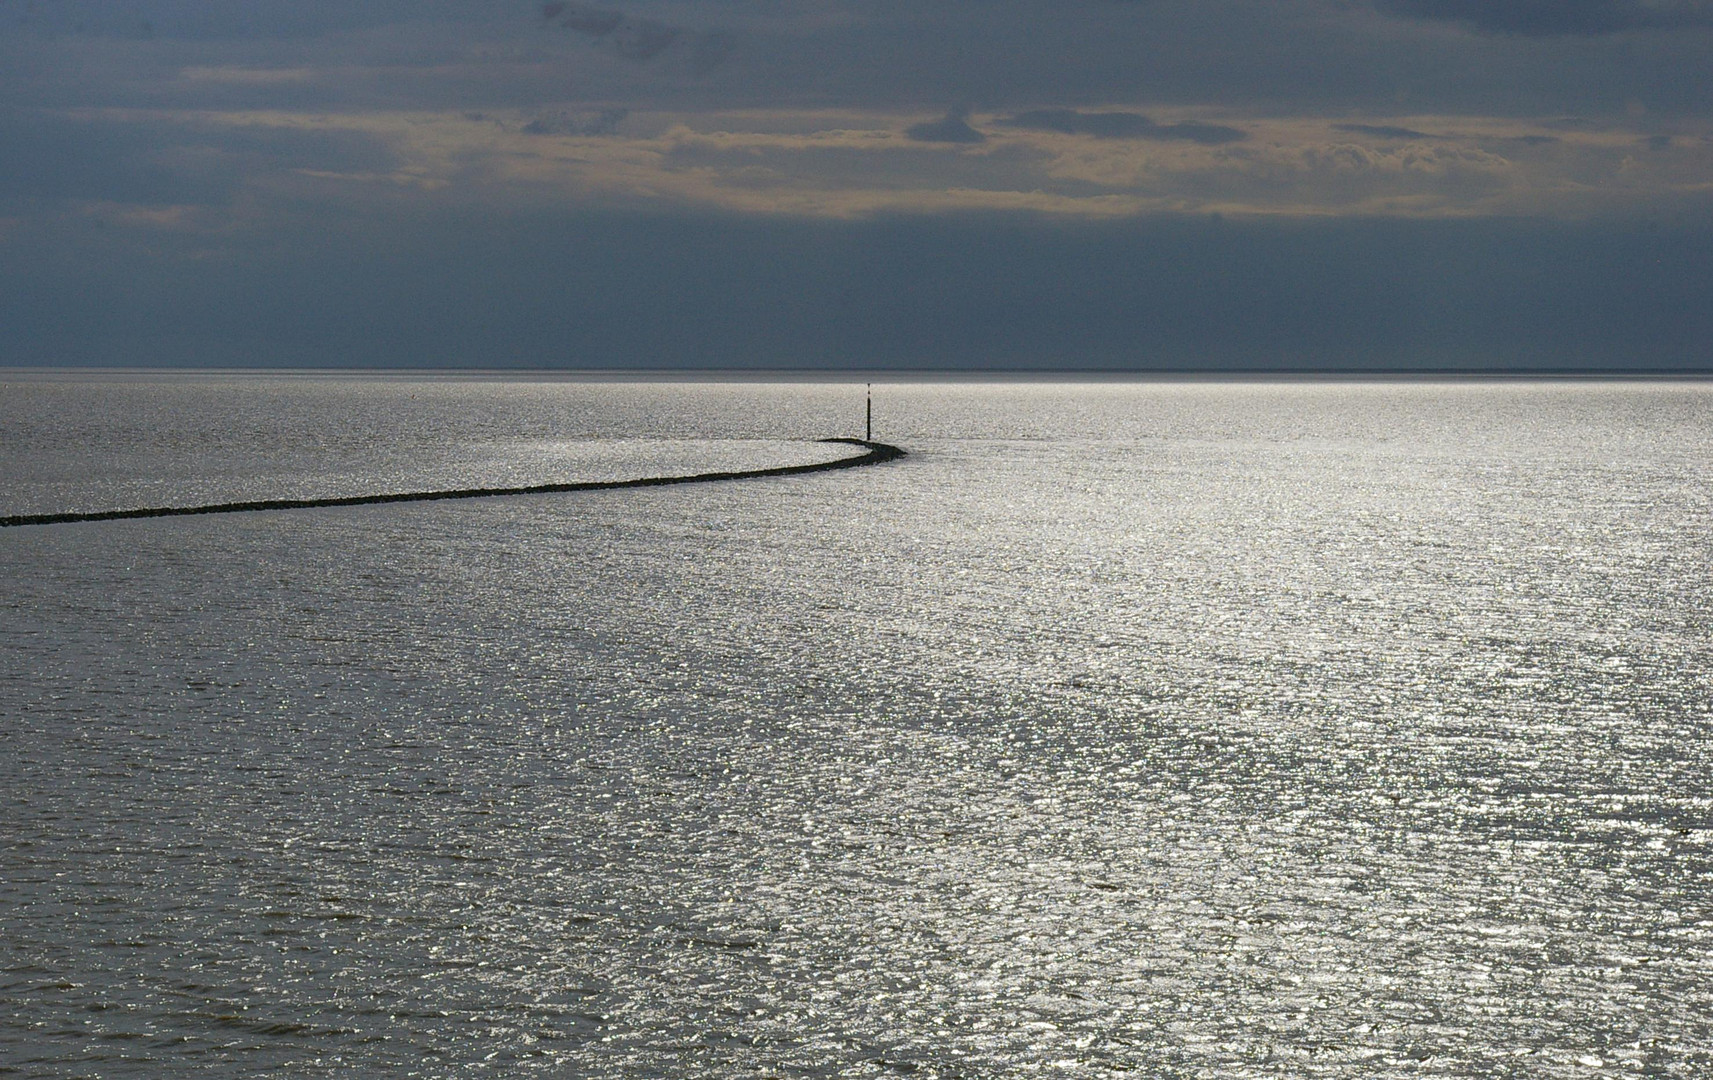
left=0, top=438, right=906, bottom=528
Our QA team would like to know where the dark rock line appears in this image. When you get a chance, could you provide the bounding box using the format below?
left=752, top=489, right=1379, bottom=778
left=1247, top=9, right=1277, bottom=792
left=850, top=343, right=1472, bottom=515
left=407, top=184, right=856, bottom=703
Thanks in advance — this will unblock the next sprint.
left=0, top=438, right=906, bottom=528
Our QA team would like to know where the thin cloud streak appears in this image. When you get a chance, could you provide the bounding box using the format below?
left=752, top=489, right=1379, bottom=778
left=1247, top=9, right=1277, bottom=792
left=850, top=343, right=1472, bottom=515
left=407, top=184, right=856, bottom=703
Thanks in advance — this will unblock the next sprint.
left=998, top=109, right=1247, bottom=144
left=1333, top=122, right=1437, bottom=139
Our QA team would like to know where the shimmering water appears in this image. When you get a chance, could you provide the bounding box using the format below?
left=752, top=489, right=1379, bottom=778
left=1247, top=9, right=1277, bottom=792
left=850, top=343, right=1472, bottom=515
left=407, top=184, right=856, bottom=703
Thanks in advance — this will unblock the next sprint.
left=3, top=376, right=1712, bottom=1077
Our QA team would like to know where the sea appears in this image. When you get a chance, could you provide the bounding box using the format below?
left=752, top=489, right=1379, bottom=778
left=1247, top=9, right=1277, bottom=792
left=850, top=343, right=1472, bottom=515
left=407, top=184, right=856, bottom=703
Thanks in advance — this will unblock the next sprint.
left=2, top=374, right=1711, bottom=1077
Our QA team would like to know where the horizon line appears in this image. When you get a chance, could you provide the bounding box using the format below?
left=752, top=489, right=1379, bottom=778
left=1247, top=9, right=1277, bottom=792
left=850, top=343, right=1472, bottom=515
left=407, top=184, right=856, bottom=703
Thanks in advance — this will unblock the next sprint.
left=4, top=366, right=1713, bottom=383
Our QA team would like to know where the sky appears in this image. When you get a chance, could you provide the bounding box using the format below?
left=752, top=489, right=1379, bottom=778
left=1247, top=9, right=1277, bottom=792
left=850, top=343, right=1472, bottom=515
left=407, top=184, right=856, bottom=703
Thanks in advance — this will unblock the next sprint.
left=1, top=0, right=1710, bottom=371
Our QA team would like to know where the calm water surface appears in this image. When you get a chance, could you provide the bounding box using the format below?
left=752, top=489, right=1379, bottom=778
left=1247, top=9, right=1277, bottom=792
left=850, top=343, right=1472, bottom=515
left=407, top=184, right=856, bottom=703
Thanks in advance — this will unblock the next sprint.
left=2, top=376, right=1711, bottom=1077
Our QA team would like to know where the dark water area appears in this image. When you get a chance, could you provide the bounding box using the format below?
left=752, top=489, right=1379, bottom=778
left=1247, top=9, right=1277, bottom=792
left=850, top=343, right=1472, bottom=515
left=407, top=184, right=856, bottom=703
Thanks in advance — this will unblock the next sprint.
left=3, top=376, right=1712, bottom=1076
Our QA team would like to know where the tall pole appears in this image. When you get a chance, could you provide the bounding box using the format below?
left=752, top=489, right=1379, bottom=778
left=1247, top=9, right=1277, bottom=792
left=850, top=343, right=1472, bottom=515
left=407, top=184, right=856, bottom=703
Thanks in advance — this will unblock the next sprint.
left=866, top=383, right=872, bottom=442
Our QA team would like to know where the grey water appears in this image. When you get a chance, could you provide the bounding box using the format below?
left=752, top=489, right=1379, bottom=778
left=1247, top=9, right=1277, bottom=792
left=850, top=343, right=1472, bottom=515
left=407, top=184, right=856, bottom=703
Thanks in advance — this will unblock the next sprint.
left=3, top=375, right=1711, bottom=1077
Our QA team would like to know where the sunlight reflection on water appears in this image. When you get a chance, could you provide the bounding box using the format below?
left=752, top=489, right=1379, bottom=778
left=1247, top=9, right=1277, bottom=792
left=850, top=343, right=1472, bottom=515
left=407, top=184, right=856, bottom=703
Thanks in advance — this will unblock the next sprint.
left=3, top=377, right=1712, bottom=1076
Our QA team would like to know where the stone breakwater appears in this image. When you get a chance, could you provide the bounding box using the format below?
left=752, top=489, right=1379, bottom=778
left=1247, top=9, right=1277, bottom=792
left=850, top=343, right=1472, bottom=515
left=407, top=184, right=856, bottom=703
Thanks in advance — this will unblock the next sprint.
left=0, top=438, right=907, bottom=528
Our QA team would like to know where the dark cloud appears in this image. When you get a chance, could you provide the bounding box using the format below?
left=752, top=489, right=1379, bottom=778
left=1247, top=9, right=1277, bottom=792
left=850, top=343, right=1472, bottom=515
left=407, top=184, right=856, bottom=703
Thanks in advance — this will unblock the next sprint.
left=1377, top=0, right=1713, bottom=36
left=906, top=108, right=987, bottom=144
left=997, top=109, right=1245, bottom=144
left=521, top=107, right=628, bottom=135
left=542, top=2, right=739, bottom=67
left=1645, top=133, right=1675, bottom=149
left=1334, top=122, right=1435, bottom=139
left=542, top=3, right=622, bottom=38
left=543, top=3, right=677, bottom=60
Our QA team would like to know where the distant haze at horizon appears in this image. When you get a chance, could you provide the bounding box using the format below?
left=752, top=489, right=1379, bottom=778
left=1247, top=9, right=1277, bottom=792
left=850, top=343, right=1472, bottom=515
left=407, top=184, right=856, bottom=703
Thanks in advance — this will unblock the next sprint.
left=4, top=212, right=1710, bottom=373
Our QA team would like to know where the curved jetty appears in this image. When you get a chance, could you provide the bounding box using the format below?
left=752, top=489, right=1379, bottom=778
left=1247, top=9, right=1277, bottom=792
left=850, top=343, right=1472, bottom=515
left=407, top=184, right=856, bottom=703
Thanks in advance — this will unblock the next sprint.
left=0, top=438, right=906, bottom=528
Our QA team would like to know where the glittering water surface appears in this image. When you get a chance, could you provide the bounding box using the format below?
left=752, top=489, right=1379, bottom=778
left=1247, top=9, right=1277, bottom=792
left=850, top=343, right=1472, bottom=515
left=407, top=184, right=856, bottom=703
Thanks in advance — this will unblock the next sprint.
left=3, top=377, right=1712, bottom=1077
left=0, top=377, right=856, bottom=515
